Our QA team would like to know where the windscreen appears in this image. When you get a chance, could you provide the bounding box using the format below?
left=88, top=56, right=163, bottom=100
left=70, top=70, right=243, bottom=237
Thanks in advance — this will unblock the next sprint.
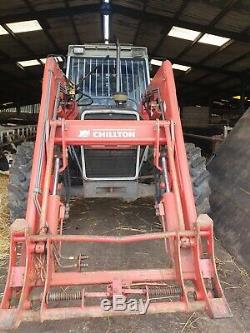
left=68, top=57, right=148, bottom=107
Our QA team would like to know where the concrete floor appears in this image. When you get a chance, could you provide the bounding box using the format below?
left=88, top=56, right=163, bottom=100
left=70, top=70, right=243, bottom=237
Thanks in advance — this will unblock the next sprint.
left=1, top=197, right=250, bottom=333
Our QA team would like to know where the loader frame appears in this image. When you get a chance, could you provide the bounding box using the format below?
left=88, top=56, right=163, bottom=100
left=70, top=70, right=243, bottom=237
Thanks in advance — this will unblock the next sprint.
left=0, top=58, right=231, bottom=330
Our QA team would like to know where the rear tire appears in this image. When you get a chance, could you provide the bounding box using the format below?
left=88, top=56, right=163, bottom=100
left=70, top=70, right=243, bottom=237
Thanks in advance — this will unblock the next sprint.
left=185, top=143, right=211, bottom=214
left=8, top=142, right=34, bottom=221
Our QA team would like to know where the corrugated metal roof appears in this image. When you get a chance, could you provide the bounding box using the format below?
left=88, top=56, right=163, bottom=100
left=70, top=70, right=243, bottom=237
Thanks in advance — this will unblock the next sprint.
left=0, top=0, right=249, bottom=105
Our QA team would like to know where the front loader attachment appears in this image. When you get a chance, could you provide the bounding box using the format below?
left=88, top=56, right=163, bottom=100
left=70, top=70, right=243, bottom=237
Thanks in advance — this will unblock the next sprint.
left=0, top=58, right=231, bottom=330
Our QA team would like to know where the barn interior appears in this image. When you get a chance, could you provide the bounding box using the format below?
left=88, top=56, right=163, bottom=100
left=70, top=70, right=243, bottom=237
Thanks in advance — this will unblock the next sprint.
left=0, top=1, right=250, bottom=332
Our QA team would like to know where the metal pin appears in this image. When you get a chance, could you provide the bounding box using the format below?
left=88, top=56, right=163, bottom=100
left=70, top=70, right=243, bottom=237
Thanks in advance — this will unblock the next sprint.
left=161, top=155, right=170, bottom=193
left=52, top=157, right=60, bottom=195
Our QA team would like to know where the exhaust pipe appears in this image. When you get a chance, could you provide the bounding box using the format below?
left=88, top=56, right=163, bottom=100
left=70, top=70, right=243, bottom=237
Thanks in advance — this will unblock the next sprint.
left=113, top=39, right=128, bottom=106
left=116, top=39, right=121, bottom=94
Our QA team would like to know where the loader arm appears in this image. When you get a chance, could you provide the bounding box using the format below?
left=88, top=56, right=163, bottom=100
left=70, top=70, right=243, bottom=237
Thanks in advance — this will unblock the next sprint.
left=0, top=58, right=231, bottom=330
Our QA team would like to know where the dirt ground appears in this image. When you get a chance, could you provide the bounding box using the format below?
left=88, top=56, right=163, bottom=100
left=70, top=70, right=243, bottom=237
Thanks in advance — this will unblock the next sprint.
left=0, top=197, right=250, bottom=333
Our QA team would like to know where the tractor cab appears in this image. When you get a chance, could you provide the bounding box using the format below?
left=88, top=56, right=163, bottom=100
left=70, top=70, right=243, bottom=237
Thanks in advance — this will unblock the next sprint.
left=65, top=44, right=151, bottom=199
left=66, top=44, right=150, bottom=111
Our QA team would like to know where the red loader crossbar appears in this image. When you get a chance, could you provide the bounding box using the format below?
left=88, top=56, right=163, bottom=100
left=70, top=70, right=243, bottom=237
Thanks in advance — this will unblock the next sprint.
left=0, top=58, right=232, bottom=330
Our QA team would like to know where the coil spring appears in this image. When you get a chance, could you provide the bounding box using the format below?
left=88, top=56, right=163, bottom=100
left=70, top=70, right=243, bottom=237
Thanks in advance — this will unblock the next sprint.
left=148, top=285, right=182, bottom=298
left=46, top=290, right=82, bottom=303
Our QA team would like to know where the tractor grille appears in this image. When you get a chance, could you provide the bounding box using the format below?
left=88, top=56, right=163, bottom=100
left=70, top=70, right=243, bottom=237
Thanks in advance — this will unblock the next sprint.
left=84, top=149, right=138, bottom=178
left=82, top=111, right=139, bottom=179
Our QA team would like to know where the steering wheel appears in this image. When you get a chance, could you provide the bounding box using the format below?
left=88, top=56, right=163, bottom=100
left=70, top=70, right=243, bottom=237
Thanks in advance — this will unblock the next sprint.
left=76, top=92, right=94, bottom=106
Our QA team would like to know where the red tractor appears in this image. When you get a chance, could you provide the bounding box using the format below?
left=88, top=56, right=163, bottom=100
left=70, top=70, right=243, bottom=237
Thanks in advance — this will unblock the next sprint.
left=0, top=43, right=231, bottom=329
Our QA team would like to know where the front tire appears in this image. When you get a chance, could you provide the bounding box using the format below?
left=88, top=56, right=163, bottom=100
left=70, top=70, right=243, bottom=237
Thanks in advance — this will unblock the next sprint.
left=8, top=142, right=34, bottom=221
left=185, top=143, right=211, bottom=214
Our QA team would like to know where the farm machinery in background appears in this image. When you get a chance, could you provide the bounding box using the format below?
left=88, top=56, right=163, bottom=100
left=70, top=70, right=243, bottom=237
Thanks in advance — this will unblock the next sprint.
left=0, top=43, right=231, bottom=329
